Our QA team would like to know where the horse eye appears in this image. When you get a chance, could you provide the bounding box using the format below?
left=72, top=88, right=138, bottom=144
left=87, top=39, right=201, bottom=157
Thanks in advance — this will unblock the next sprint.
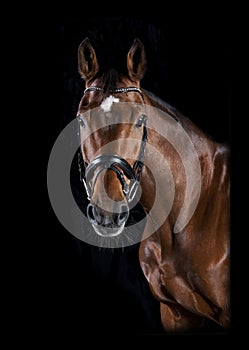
left=136, top=114, right=147, bottom=128
left=77, top=114, right=86, bottom=128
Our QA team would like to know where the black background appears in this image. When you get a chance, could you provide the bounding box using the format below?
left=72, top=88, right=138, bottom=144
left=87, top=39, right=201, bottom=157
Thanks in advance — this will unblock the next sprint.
left=39, top=11, right=231, bottom=339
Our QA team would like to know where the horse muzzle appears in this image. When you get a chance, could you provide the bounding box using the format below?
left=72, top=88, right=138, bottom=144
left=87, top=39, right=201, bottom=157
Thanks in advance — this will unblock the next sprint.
left=87, top=203, right=129, bottom=237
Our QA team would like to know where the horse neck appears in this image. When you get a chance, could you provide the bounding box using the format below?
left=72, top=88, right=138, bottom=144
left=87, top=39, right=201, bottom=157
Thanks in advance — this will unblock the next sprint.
left=143, top=90, right=228, bottom=191
left=139, top=95, right=229, bottom=233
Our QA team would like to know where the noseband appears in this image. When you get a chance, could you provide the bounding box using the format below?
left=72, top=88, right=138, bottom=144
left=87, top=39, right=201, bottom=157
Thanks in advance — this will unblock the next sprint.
left=77, top=86, right=147, bottom=203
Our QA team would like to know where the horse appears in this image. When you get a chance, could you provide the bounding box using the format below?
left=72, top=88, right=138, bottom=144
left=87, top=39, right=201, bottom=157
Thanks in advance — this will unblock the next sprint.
left=76, top=37, right=230, bottom=332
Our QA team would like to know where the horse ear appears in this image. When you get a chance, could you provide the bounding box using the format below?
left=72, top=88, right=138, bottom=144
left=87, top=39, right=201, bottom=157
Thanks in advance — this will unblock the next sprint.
left=127, top=38, right=147, bottom=82
left=78, top=38, right=99, bottom=81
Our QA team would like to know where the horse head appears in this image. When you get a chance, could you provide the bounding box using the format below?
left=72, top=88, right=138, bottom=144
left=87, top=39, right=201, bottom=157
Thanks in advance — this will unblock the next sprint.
left=77, top=38, right=148, bottom=237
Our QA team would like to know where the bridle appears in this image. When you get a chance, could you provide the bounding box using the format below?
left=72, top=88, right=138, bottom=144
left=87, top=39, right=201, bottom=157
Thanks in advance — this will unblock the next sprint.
left=83, top=86, right=144, bottom=97
left=77, top=86, right=148, bottom=203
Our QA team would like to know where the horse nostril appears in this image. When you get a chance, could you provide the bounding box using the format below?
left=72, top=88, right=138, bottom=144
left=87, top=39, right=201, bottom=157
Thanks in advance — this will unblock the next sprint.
left=116, top=204, right=129, bottom=225
left=87, top=204, right=96, bottom=224
left=87, top=204, right=103, bottom=224
left=87, top=204, right=105, bottom=225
